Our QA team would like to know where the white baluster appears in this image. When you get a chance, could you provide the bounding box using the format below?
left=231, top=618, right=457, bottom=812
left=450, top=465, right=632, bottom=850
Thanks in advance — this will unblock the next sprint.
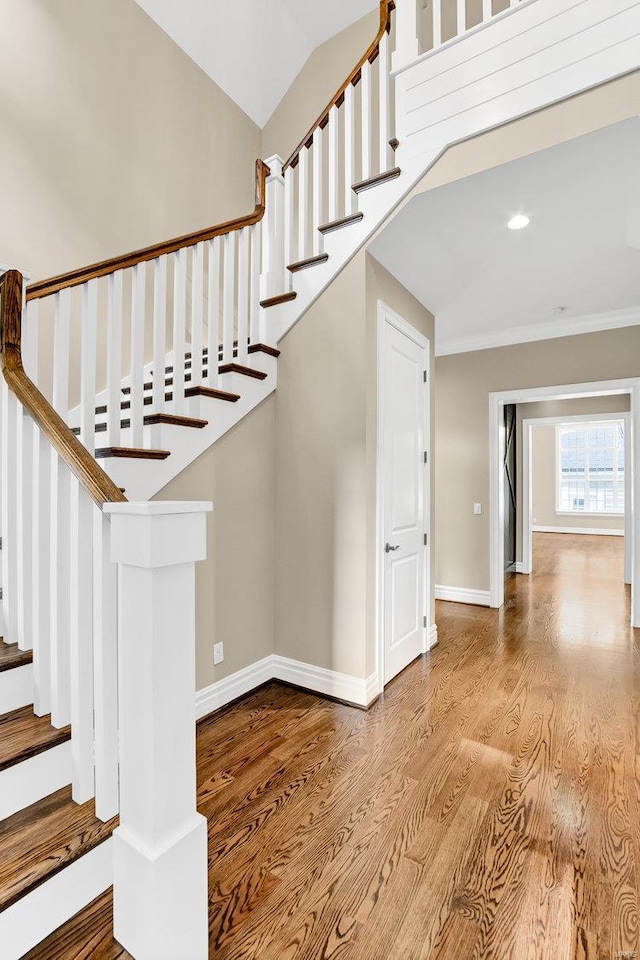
left=50, top=288, right=71, bottom=728
left=312, top=128, right=324, bottom=256
left=344, top=84, right=356, bottom=215
left=191, top=243, right=205, bottom=385
left=261, top=156, right=286, bottom=300
left=130, top=264, right=146, bottom=447
left=50, top=455, right=70, bottom=727
left=105, top=501, right=212, bottom=960
left=483, top=0, right=493, bottom=21
left=17, top=300, right=38, bottom=652
left=328, top=106, right=339, bottom=224
left=69, top=476, right=95, bottom=802
left=153, top=257, right=167, bottom=418
left=392, top=0, right=420, bottom=70
left=107, top=271, right=123, bottom=448
left=222, top=232, right=236, bottom=366
left=237, top=228, right=249, bottom=365
left=433, top=0, right=442, bottom=48
left=361, top=60, right=372, bottom=182
left=378, top=33, right=391, bottom=173
left=32, top=423, right=51, bottom=716
left=172, top=248, right=187, bottom=414
left=284, top=168, right=294, bottom=284
left=457, top=0, right=466, bottom=35
left=93, top=507, right=119, bottom=821
left=81, top=279, right=98, bottom=456
left=249, top=222, right=262, bottom=346
left=0, top=380, right=18, bottom=647
left=207, top=238, right=221, bottom=388
left=297, top=147, right=309, bottom=263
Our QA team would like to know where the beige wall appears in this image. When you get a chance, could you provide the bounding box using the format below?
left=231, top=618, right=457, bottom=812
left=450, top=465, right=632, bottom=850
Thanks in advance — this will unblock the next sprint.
left=435, top=327, right=640, bottom=591
left=275, top=251, right=434, bottom=682
left=261, top=11, right=378, bottom=163
left=0, top=0, right=261, bottom=283
left=156, top=396, right=276, bottom=688
left=530, top=423, right=625, bottom=533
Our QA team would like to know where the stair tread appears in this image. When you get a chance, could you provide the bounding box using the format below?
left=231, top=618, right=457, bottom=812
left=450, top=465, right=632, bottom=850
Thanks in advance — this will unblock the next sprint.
left=0, top=706, right=70, bottom=773
left=94, top=447, right=171, bottom=461
left=184, top=386, right=240, bottom=402
left=218, top=363, right=268, bottom=380
left=22, top=888, right=130, bottom=959
left=260, top=291, right=297, bottom=309
left=352, top=166, right=401, bottom=194
left=287, top=253, right=329, bottom=273
left=0, top=786, right=117, bottom=914
left=318, top=212, right=364, bottom=235
left=0, top=638, right=33, bottom=674
left=75, top=414, right=208, bottom=435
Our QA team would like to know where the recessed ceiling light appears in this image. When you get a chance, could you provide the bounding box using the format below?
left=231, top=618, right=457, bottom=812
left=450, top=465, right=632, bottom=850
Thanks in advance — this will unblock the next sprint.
left=507, top=214, right=530, bottom=230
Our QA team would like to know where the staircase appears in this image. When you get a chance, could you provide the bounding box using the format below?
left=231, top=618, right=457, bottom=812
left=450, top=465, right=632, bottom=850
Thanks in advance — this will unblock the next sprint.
left=1, top=0, right=638, bottom=955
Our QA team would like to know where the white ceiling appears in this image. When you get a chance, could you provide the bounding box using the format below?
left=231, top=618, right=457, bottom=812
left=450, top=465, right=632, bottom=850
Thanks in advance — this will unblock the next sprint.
left=369, top=119, right=640, bottom=355
left=133, top=0, right=378, bottom=127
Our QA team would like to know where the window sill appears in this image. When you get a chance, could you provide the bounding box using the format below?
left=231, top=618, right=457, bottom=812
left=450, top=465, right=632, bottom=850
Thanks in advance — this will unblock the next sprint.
left=555, top=511, right=624, bottom=518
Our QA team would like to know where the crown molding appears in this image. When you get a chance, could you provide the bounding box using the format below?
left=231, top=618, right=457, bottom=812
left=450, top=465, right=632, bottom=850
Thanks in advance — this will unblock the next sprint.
left=435, top=307, right=640, bottom=357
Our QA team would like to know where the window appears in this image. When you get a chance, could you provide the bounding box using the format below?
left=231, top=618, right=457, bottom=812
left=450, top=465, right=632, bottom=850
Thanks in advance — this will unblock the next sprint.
left=556, top=420, right=624, bottom=515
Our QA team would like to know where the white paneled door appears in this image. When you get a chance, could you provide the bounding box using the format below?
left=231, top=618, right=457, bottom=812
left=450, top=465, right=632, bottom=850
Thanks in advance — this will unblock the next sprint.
left=379, top=305, right=430, bottom=686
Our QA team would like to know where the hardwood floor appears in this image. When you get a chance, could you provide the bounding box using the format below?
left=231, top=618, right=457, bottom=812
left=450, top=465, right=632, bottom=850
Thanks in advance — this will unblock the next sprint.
left=25, top=533, right=640, bottom=960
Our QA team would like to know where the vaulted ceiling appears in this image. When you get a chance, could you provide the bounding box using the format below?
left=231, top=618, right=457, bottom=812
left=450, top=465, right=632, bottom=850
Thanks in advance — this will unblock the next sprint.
left=133, top=0, right=378, bottom=127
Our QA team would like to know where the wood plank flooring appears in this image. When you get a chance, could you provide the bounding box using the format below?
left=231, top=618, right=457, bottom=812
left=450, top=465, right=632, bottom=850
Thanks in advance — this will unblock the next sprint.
left=25, top=533, right=640, bottom=959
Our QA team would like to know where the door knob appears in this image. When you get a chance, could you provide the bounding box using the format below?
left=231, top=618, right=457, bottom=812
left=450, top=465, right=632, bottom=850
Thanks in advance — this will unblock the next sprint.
left=385, top=543, right=400, bottom=553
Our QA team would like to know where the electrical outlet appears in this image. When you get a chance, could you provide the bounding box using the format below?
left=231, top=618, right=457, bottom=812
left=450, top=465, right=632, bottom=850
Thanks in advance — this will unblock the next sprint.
left=474, top=502, right=482, bottom=515
left=213, top=642, right=224, bottom=665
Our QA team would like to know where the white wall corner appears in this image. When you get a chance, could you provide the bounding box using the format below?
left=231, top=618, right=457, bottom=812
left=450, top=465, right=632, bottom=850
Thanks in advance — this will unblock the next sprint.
left=435, top=585, right=491, bottom=607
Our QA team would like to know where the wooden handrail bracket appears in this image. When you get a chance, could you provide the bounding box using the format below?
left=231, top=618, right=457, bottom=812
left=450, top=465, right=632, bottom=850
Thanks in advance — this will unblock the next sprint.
left=26, top=159, right=270, bottom=301
left=0, top=270, right=126, bottom=506
left=284, top=1, right=395, bottom=171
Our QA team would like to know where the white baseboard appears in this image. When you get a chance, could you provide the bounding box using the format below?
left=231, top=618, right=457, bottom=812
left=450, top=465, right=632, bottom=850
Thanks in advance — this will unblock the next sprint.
left=0, top=662, right=33, bottom=714
left=514, top=562, right=525, bottom=574
left=532, top=525, right=624, bottom=536
left=195, top=656, right=273, bottom=721
left=427, top=623, right=439, bottom=650
left=0, top=838, right=113, bottom=960
left=435, top=585, right=491, bottom=607
left=195, top=655, right=378, bottom=720
left=0, top=741, right=72, bottom=822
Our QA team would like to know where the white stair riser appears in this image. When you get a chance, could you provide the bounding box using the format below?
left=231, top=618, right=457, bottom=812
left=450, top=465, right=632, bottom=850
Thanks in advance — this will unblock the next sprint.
left=0, top=741, right=72, bottom=822
left=0, top=838, right=113, bottom=960
left=0, top=663, right=33, bottom=714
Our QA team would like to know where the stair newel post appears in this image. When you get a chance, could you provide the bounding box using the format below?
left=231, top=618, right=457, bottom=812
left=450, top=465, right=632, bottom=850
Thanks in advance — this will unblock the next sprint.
left=392, top=0, right=421, bottom=71
left=104, top=500, right=212, bottom=960
left=261, top=154, right=286, bottom=331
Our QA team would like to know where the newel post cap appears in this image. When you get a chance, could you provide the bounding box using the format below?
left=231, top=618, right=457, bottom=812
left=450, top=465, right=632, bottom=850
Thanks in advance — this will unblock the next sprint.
left=104, top=501, right=212, bottom=569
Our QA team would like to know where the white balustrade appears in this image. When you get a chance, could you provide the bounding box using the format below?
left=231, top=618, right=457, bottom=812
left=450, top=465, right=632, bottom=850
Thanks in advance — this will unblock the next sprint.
left=312, top=128, right=324, bottom=256
left=207, top=237, right=221, bottom=386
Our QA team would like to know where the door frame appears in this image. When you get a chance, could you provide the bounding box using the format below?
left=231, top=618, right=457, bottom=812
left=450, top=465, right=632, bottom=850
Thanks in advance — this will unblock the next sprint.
left=376, top=300, right=432, bottom=695
left=522, top=412, right=631, bottom=583
left=489, top=378, right=640, bottom=627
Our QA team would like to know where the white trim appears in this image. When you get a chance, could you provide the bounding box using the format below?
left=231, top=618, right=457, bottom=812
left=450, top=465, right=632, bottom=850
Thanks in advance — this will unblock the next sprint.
left=376, top=301, right=431, bottom=694
left=0, top=741, right=72, bottom=822
left=195, top=655, right=379, bottom=717
left=0, top=662, right=33, bottom=714
left=195, top=656, right=273, bottom=720
left=274, top=655, right=377, bottom=708
left=436, top=307, right=640, bottom=357
left=514, top=562, right=525, bottom=574
left=435, top=585, right=491, bottom=606
left=490, top=381, right=640, bottom=627
left=532, top=525, right=625, bottom=536
left=0, top=838, right=112, bottom=960
left=428, top=623, right=439, bottom=650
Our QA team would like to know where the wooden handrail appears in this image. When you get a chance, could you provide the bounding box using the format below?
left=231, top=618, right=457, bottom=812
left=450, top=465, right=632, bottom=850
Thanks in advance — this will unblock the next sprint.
left=283, top=1, right=395, bottom=172
left=0, top=270, right=127, bottom=506
left=26, top=159, right=270, bottom=302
